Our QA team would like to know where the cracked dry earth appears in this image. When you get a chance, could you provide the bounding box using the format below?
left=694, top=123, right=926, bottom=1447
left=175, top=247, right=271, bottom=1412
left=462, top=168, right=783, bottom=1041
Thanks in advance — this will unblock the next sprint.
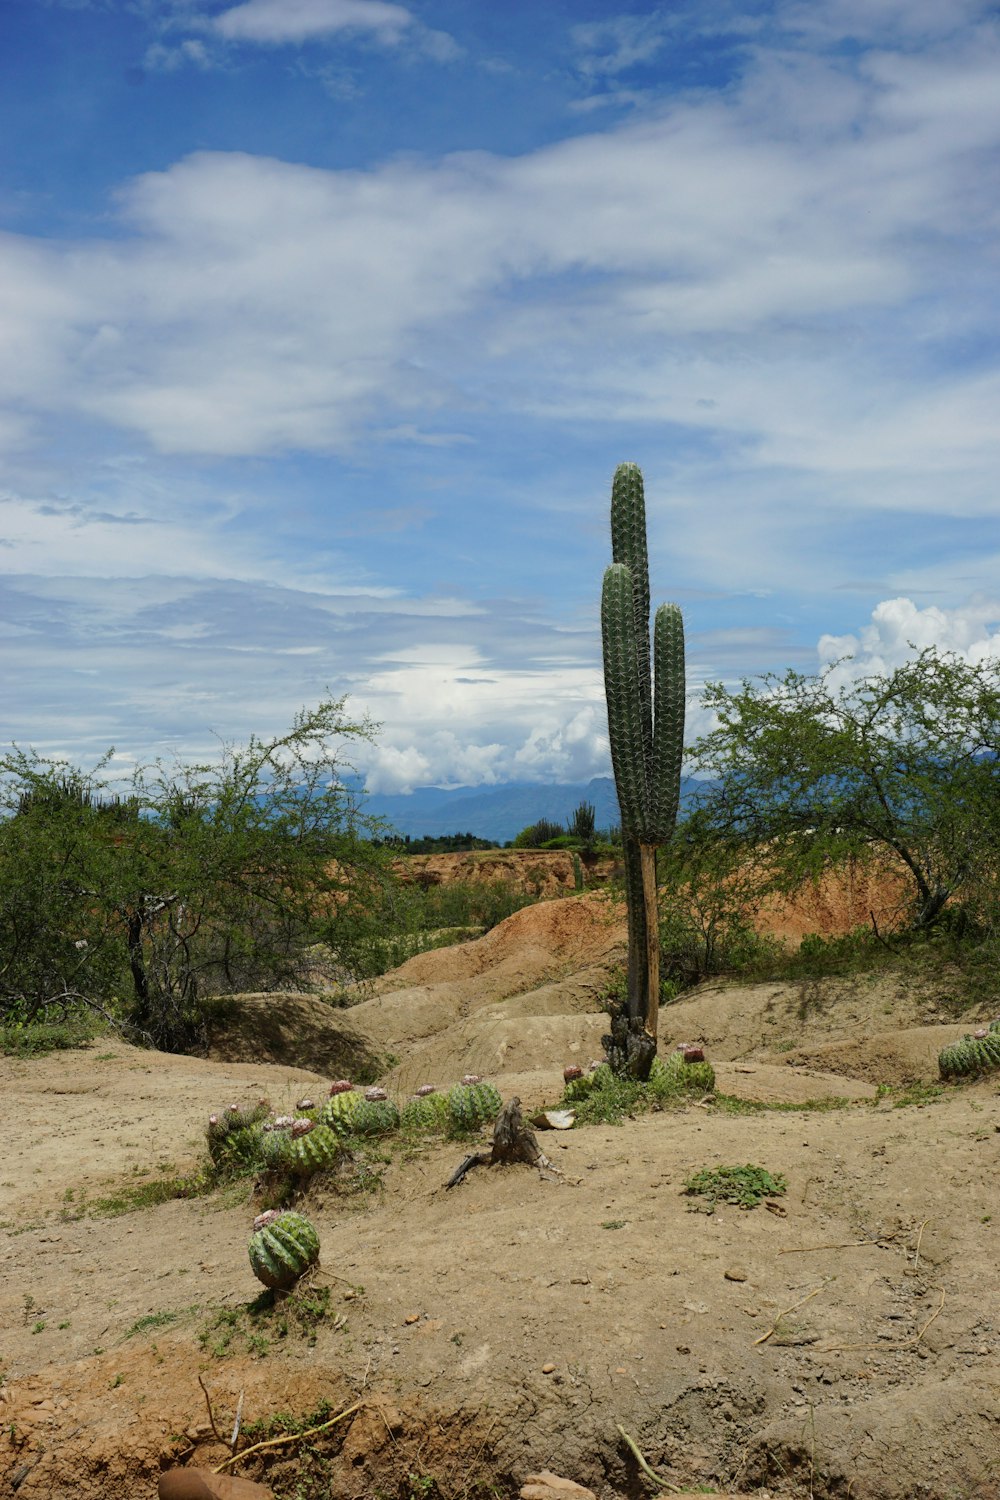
left=2, top=891, right=1000, bottom=1500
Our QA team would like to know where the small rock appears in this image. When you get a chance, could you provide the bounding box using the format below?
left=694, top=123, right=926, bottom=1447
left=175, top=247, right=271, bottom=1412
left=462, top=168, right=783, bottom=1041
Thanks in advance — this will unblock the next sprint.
left=520, top=1473, right=596, bottom=1500
left=404, top=1314, right=420, bottom=1325
left=724, top=1267, right=748, bottom=1282
left=158, top=1470, right=275, bottom=1499
left=541, top=1363, right=556, bottom=1374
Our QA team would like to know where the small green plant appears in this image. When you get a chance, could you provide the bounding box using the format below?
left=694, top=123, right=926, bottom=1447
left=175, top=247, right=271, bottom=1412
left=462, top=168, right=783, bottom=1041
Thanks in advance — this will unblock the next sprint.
left=199, top=1284, right=335, bottom=1359
left=562, top=1053, right=714, bottom=1126
left=0, top=1014, right=102, bottom=1057
left=125, top=1308, right=194, bottom=1338
left=684, top=1163, right=787, bottom=1212
left=31, top=1320, right=45, bottom=1334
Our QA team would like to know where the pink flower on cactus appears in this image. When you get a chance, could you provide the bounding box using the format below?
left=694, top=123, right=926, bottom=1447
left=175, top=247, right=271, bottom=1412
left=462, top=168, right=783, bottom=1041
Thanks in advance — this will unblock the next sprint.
left=974, top=1027, right=989, bottom=1039
left=273, top=1115, right=294, bottom=1129
left=563, top=1065, right=583, bottom=1082
left=328, top=1080, right=354, bottom=1095
left=588, top=1060, right=603, bottom=1072
left=291, top=1118, right=315, bottom=1138
left=365, top=1086, right=388, bottom=1102
left=208, top=1114, right=219, bottom=1126
left=681, top=1046, right=705, bottom=1064
left=461, top=1074, right=482, bottom=1086
left=296, top=1098, right=315, bottom=1111
left=415, top=1084, right=438, bottom=1097
left=253, top=1210, right=282, bottom=1233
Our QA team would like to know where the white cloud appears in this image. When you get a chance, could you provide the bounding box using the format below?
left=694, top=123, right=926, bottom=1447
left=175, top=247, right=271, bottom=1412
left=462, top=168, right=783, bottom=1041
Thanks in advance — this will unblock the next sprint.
left=571, top=13, right=674, bottom=78
left=819, top=597, right=1000, bottom=685
left=210, top=0, right=413, bottom=45
left=0, top=29, right=997, bottom=488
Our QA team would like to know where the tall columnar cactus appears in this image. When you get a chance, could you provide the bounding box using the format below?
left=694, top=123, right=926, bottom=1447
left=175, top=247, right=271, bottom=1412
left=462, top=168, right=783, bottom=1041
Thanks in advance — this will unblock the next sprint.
left=601, top=463, right=685, bottom=1057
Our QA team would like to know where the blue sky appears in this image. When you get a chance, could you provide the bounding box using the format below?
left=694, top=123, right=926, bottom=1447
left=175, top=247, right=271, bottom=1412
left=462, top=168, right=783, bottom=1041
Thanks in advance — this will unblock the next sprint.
left=3, top=0, right=1000, bottom=794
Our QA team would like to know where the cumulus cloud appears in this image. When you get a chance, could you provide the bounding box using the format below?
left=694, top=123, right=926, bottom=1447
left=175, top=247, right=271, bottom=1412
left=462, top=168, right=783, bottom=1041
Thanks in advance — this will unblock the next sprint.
left=819, top=597, right=1000, bottom=683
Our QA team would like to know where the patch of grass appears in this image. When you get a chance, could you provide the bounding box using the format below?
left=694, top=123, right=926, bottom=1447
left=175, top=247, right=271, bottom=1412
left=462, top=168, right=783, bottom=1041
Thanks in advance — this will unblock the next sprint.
left=87, top=1171, right=210, bottom=1218
left=684, top=1163, right=787, bottom=1212
left=199, top=1283, right=337, bottom=1359
left=124, top=1307, right=198, bottom=1339
left=875, top=1080, right=947, bottom=1108
left=0, top=1014, right=104, bottom=1056
left=566, top=1060, right=714, bottom=1127
left=712, top=1093, right=857, bottom=1116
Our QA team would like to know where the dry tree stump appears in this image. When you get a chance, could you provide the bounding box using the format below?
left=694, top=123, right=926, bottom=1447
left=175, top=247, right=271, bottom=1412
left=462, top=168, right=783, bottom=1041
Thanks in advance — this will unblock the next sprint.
left=445, top=1098, right=563, bottom=1188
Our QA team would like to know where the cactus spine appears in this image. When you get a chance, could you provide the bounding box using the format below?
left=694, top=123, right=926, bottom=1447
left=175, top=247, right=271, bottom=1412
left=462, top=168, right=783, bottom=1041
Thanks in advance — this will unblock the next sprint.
left=601, top=463, right=685, bottom=1051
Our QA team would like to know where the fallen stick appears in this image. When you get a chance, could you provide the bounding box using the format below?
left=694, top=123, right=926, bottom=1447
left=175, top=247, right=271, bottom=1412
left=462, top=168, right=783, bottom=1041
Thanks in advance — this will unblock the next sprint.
left=754, top=1286, right=824, bottom=1347
left=212, top=1400, right=363, bottom=1474
left=616, top=1425, right=681, bottom=1493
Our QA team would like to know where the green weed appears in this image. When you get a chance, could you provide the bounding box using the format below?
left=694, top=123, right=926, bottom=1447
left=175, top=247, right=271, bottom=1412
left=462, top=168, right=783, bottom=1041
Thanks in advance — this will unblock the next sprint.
left=684, top=1163, right=787, bottom=1212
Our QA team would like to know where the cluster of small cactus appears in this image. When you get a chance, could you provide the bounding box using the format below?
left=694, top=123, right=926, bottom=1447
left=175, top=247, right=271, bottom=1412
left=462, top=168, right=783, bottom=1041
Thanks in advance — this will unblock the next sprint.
left=206, top=1100, right=271, bottom=1174
left=207, top=1073, right=502, bottom=1191
left=939, top=1019, right=1000, bottom=1080
left=248, top=1209, right=320, bottom=1291
left=561, top=1047, right=715, bottom=1109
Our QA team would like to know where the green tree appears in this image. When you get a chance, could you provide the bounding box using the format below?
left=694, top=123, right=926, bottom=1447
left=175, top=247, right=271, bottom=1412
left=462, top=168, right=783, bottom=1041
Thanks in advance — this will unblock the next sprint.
left=688, top=648, right=1000, bottom=932
left=0, top=700, right=390, bottom=1049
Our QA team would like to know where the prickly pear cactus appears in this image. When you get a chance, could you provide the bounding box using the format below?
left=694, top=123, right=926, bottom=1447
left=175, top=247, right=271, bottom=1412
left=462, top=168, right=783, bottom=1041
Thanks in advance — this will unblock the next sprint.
left=248, top=1209, right=320, bottom=1291
left=939, top=1027, right=1000, bottom=1079
left=322, top=1087, right=362, bottom=1135
left=446, top=1080, right=502, bottom=1133
left=349, top=1097, right=401, bottom=1137
left=401, top=1090, right=450, bottom=1133
left=286, top=1122, right=341, bottom=1175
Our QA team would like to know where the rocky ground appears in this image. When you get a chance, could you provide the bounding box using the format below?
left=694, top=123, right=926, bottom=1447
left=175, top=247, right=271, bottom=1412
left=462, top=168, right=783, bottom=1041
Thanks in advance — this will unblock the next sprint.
left=1, top=880, right=998, bottom=1500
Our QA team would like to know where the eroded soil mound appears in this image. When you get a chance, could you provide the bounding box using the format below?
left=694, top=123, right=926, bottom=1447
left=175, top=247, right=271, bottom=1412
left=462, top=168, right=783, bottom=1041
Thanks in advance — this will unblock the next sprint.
left=2, top=888, right=999, bottom=1500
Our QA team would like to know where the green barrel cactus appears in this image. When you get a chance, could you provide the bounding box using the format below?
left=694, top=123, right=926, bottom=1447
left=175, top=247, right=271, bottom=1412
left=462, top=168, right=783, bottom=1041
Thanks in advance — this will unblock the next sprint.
left=939, top=1027, right=1000, bottom=1079
left=322, top=1087, right=362, bottom=1135
left=248, top=1209, right=320, bottom=1291
left=349, top=1097, right=401, bottom=1137
left=601, top=463, right=685, bottom=1054
left=286, top=1122, right=341, bottom=1175
left=562, top=1064, right=610, bottom=1103
left=446, top=1080, right=502, bottom=1133
left=401, top=1090, right=450, bottom=1133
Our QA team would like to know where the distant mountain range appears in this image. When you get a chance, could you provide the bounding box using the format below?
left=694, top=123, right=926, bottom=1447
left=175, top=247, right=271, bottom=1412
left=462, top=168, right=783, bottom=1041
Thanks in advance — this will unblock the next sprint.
left=356, top=775, right=704, bottom=844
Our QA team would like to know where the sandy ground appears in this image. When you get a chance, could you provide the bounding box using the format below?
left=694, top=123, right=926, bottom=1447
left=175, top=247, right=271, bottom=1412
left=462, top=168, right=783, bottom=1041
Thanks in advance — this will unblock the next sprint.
left=1, top=887, right=998, bottom=1500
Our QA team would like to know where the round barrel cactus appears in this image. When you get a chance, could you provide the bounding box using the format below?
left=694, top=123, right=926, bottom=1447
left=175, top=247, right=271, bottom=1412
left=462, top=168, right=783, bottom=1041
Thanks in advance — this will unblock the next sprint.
left=286, top=1122, right=341, bottom=1175
left=562, top=1064, right=609, bottom=1103
left=322, top=1088, right=362, bottom=1135
left=248, top=1209, right=320, bottom=1290
left=447, top=1080, right=502, bottom=1133
left=401, top=1091, right=450, bottom=1133
left=349, top=1097, right=401, bottom=1137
